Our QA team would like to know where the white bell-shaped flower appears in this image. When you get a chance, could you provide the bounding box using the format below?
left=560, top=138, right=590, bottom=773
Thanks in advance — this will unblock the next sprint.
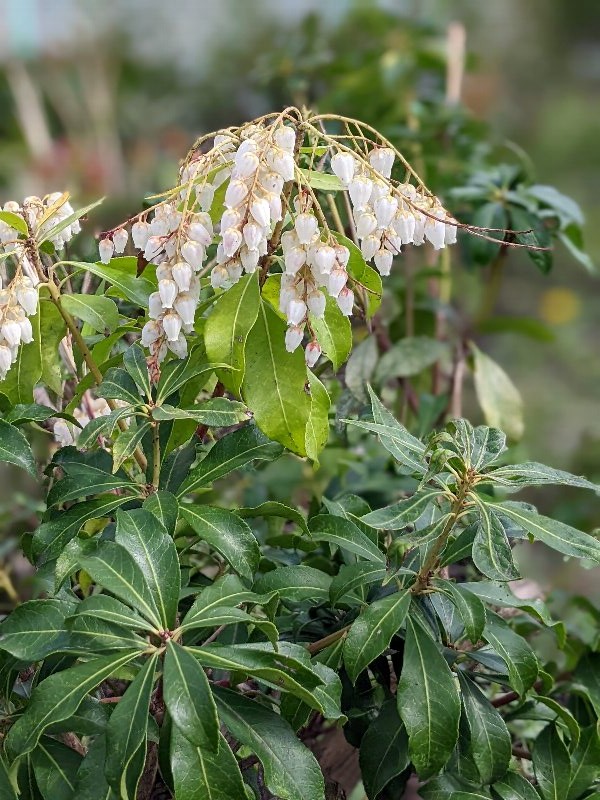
left=305, top=340, right=321, bottom=368
left=328, top=267, right=348, bottom=298
left=445, top=219, right=458, bottom=245
left=313, top=244, right=336, bottom=274
left=19, top=317, right=33, bottom=344
left=141, top=320, right=162, bottom=346
left=148, top=292, right=163, bottom=319
left=337, top=287, right=354, bottom=316
left=348, top=176, right=373, bottom=210
left=307, top=290, right=326, bottom=318
left=197, top=183, right=215, bottom=211
left=360, top=235, right=380, bottom=261
left=330, top=152, right=356, bottom=186
left=224, top=179, right=249, bottom=208
left=132, top=220, right=150, bottom=250
left=227, top=259, right=243, bottom=284
left=234, top=150, right=260, bottom=179
left=240, top=246, right=260, bottom=274
left=268, top=193, right=282, bottom=222
left=167, top=334, right=188, bottom=359
left=162, top=311, right=183, bottom=342
left=210, top=264, right=229, bottom=289
left=424, top=216, right=446, bottom=250
left=243, top=222, right=263, bottom=251
left=260, top=170, right=284, bottom=195
left=0, top=345, right=12, bottom=378
left=188, top=221, right=212, bottom=247
left=16, top=287, right=38, bottom=316
left=174, top=293, right=196, bottom=325
left=274, top=126, right=296, bottom=153
left=172, top=261, right=193, bottom=292
left=221, top=208, right=241, bottom=230
left=286, top=298, right=307, bottom=326
left=285, top=325, right=304, bottom=353
left=158, top=279, right=178, bottom=309
left=374, top=248, right=393, bottom=276
left=394, top=212, right=416, bottom=244
left=284, top=246, right=306, bottom=275
left=98, top=238, right=114, bottom=264
left=334, top=244, right=350, bottom=268
left=250, top=198, right=271, bottom=228
left=1, top=321, right=21, bottom=347
left=144, top=236, right=164, bottom=262
left=356, top=212, right=378, bottom=239
left=222, top=227, right=243, bottom=257
left=112, top=228, right=129, bottom=254
left=295, top=213, right=318, bottom=245
left=181, top=240, right=205, bottom=271
left=374, top=195, right=398, bottom=228
left=369, top=147, right=395, bottom=179
left=268, top=149, right=294, bottom=182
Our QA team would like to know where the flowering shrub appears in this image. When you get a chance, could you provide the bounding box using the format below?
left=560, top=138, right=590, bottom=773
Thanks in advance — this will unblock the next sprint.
left=0, top=109, right=598, bottom=800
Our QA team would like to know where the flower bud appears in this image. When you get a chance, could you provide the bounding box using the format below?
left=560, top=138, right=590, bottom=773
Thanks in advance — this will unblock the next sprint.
left=268, top=149, right=294, bottom=182
left=148, top=292, right=163, bottom=319
left=307, top=290, right=326, bottom=318
left=334, top=244, right=350, bottom=268
left=260, top=170, right=284, bottom=194
left=181, top=240, right=205, bottom=271
left=172, top=261, right=193, bottom=292
left=286, top=298, right=307, bottom=326
left=132, top=220, right=150, bottom=250
left=210, top=264, right=229, bottom=289
left=162, top=311, right=182, bottom=342
left=141, top=320, right=162, bottom=346
left=221, top=208, right=241, bottom=230
left=305, top=340, right=321, bottom=368
left=158, top=279, right=178, bottom=309
left=348, top=176, right=373, bottom=210
left=268, top=193, right=282, bottom=222
left=445, top=219, right=458, bottom=245
left=424, top=217, right=446, bottom=250
left=98, top=238, right=114, bottom=264
left=295, top=213, right=318, bottom=245
left=144, top=236, right=164, bottom=262
left=285, top=325, right=304, bottom=353
left=112, top=228, right=129, bottom=254
left=197, top=183, right=215, bottom=211
left=330, top=152, right=356, bottom=186
left=369, top=147, right=395, bottom=178
left=393, top=213, right=415, bottom=244
left=234, top=150, right=260, bottom=179
left=374, top=248, right=393, bottom=276
left=337, top=287, right=354, bottom=316
left=240, top=246, right=260, bottom=273
left=167, top=334, right=188, bottom=359
left=19, top=317, right=33, bottom=343
left=174, top=293, right=197, bottom=325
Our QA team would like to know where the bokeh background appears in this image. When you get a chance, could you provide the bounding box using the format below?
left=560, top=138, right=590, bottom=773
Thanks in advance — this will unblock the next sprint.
left=0, top=1, right=598, bottom=630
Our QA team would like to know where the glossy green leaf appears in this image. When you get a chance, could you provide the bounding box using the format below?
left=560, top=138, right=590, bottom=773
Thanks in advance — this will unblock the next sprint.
left=31, top=736, right=82, bottom=800
left=0, top=308, right=41, bottom=404
left=397, top=613, right=461, bottom=778
left=344, top=589, right=411, bottom=683
left=567, top=725, right=600, bottom=800
left=214, top=687, right=325, bottom=800
left=177, top=424, right=282, bottom=496
left=155, top=344, right=216, bottom=402
left=254, top=565, right=331, bottom=602
left=448, top=419, right=507, bottom=471
left=180, top=505, right=260, bottom=580
left=0, top=756, right=18, bottom=800
left=309, top=514, right=384, bottom=563
left=79, top=541, right=162, bottom=627
left=61, top=293, right=119, bottom=333
left=67, top=613, right=147, bottom=654
left=483, top=613, right=538, bottom=695
left=310, top=294, right=352, bottom=371
left=345, top=334, right=378, bottom=401
left=4, top=402, right=57, bottom=425
left=281, top=648, right=345, bottom=730
left=469, top=201, right=507, bottom=264
left=236, top=501, right=310, bottom=536
left=143, top=490, right=179, bottom=535
left=375, top=336, right=448, bottom=381
left=458, top=672, right=511, bottom=784
left=0, top=419, right=36, bottom=476
left=111, top=420, right=151, bottom=473
left=361, top=489, right=440, bottom=530
left=359, top=700, right=409, bottom=800
left=0, top=209, right=28, bottom=235
left=65, top=258, right=155, bottom=307
left=123, top=344, right=151, bottom=398
left=0, top=599, right=74, bottom=660
left=171, top=725, right=247, bottom=800
left=329, top=563, right=387, bottom=606
left=435, top=580, right=486, bottom=643
left=472, top=344, right=523, bottom=441
left=115, top=509, right=180, bottom=629
left=492, top=771, right=542, bottom=800
left=39, top=299, right=67, bottom=395
left=152, top=398, right=250, bottom=426
left=305, top=369, right=331, bottom=463
left=47, top=456, right=140, bottom=506
left=105, top=654, right=158, bottom=797
left=182, top=574, right=275, bottom=624
left=76, top=405, right=137, bottom=449
left=242, top=299, right=311, bottom=455
left=472, top=498, right=520, bottom=581
left=204, top=271, right=261, bottom=395
left=573, top=653, right=600, bottom=716
left=96, top=367, right=142, bottom=405
left=5, top=651, right=139, bottom=757
left=159, top=442, right=196, bottom=493
left=164, top=641, right=219, bottom=748
left=179, top=605, right=278, bottom=643
left=72, top=735, right=114, bottom=800
left=37, top=197, right=103, bottom=244
left=70, top=594, right=154, bottom=633
left=484, top=461, right=599, bottom=493
left=533, top=724, right=571, bottom=800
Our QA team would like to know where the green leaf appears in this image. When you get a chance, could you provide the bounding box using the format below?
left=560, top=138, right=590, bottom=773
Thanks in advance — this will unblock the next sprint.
left=178, top=424, right=282, bottom=496
left=67, top=613, right=147, bottom=653
left=39, top=299, right=67, bottom=396
left=242, top=300, right=311, bottom=455
left=448, top=419, right=507, bottom=471
left=309, top=514, right=385, bottom=563
left=329, top=563, right=387, bottom=606
left=361, top=489, right=440, bottom=530
left=309, top=294, right=352, bottom=371
left=305, top=370, right=330, bottom=464
left=359, top=700, right=410, bottom=799
left=573, top=653, right=600, bottom=716
left=0, top=756, right=18, bottom=800
left=105, top=654, right=158, bottom=798
left=535, top=696, right=580, bottom=750
left=204, top=272, right=261, bottom=395
left=236, top=501, right=310, bottom=537
left=567, top=725, right=600, bottom=800
left=79, top=541, right=162, bottom=628
left=533, top=724, right=571, bottom=800
left=483, top=499, right=600, bottom=564
left=484, top=462, right=599, bottom=493
left=469, top=201, right=507, bottom=264
left=0, top=209, right=28, bottom=235
left=70, top=594, right=154, bottom=633
left=558, top=224, right=595, bottom=274
left=37, top=197, right=104, bottom=245
left=0, top=599, right=73, bottom=660
left=181, top=504, right=259, bottom=580
left=254, top=565, right=331, bottom=602
left=0, top=308, right=41, bottom=404
left=375, top=336, right=448, bottom=381
left=0, top=419, right=36, bottom=476
left=115, top=509, right=180, bottom=629
left=163, top=641, right=218, bottom=748
left=96, top=367, right=142, bottom=405
left=298, top=168, right=343, bottom=191
left=527, top=184, right=584, bottom=225
left=65, top=258, right=155, bottom=307
left=333, top=232, right=382, bottom=318
left=143, top=490, right=179, bottom=535
left=492, top=771, right=542, bottom=800
left=4, top=402, right=57, bottom=425
left=457, top=672, right=511, bottom=784
left=483, top=613, right=538, bottom=695
left=33, top=495, right=130, bottom=563
left=47, top=458, right=140, bottom=506
left=72, top=735, right=114, bottom=800
left=182, top=574, right=276, bottom=625
left=214, top=687, right=325, bottom=800
left=72, top=405, right=136, bottom=449
left=346, top=334, right=378, bottom=401
left=152, top=398, right=250, bottom=426
left=171, top=725, right=247, bottom=800
left=344, top=589, right=411, bottom=683
left=32, top=736, right=82, bottom=800
left=471, top=344, right=524, bottom=441
left=472, top=499, right=520, bottom=581
left=159, top=443, right=196, bottom=493
left=111, top=421, right=151, bottom=473
left=123, top=344, right=151, bottom=398
left=155, top=344, right=216, bottom=403
left=435, top=580, right=486, bottom=643
left=179, top=605, right=278, bottom=643
left=61, top=294, right=119, bottom=333
left=397, top=613, right=461, bottom=778
left=461, top=581, right=562, bottom=638
left=280, top=649, right=345, bottom=729
left=5, top=651, right=139, bottom=757
left=510, top=207, right=553, bottom=274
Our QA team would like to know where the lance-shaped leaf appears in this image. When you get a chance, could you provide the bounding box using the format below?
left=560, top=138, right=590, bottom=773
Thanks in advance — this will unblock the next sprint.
left=236, top=501, right=310, bottom=537
left=461, top=581, right=562, bottom=637
left=483, top=500, right=600, bottom=564
left=359, top=699, right=410, bottom=800
left=535, top=697, right=580, bottom=750
left=143, top=490, right=179, bottom=535
left=567, top=725, right=600, bottom=800
left=5, top=651, right=139, bottom=757
left=182, top=574, right=275, bottom=625
left=375, top=335, right=448, bottom=381
left=76, top=405, right=137, bottom=449
left=448, top=419, right=507, bottom=471
left=105, top=653, right=158, bottom=797
left=123, top=343, right=151, bottom=398
left=254, top=565, right=331, bottom=602
left=32, top=736, right=83, bottom=800
left=159, top=442, right=196, bottom=493
left=471, top=497, right=520, bottom=582
left=47, top=458, right=141, bottom=506
left=344, top=589, right=411, bottom=683
left=152, top=398, right=250, bottom=426
left=0, top=757, right=17, bottom=800
left=180, top=505, right=260, bottom=580
left=483, top=461, right=599, bottom=493
left=111, top=421, right=151, bottom=473
left=171, top=725, right=247, bottom=800
left=179, top=606, right=278, bottom=644
left=309, top=294, right=352, bottom=371
left=97, top=366, right=143, bottom=406
left=72, top=735, right=113, bottom=800
left=361, top=489, right=441, bottom=530
left=472, top=343, right=524, bottom=441
left=309, top=514, right=385, bottom=564
left=483, top=613, right=538, bottom=695
left=79, top=541, right=162, bottom=628
left=242, top=300, right=311, bottom=456
left=178, top=424, right=282, bottom=496
left=69, top=594, right=154, bottom=633
left=189, top=643, right=324, bottom=710
left=533, top=724, right=571, bottom=800
left=281, top=648, right=345, bottom=730
left=214, top=687, right=325, bottom=800
left=0, top=419, right=36, bottom=476
left=61, top=294, right=119, bottom=333
left=115, top=509, right=180, bottom=630
left=155, top=344, right=217, bottom=402
left=492, top=772, right=542, bottom=799
left=457, top=672, right=511, bottom=784
left=65, top=258, right=155, bottom=307
left=0, top=598, right=74, bottom=660
left=397, top=613, right=461, bottom=779
left=66, top=614, right=147, bottom=653
left=329, top=563, right=387, bottom=606
left=434, top=580, right=486, bottom=644
left=573, top=653, right=600, bottom=716
left=204, top=271, right=261, bottom=395
left=163, top=641, right=219, bottom=748
left=305, top=369, right=331, bottom=463
left=5, top=402, right=62, bottom=425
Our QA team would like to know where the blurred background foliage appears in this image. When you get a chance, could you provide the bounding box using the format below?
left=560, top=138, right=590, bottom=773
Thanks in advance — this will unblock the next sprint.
left=0, top=0, right=598, bottom=611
